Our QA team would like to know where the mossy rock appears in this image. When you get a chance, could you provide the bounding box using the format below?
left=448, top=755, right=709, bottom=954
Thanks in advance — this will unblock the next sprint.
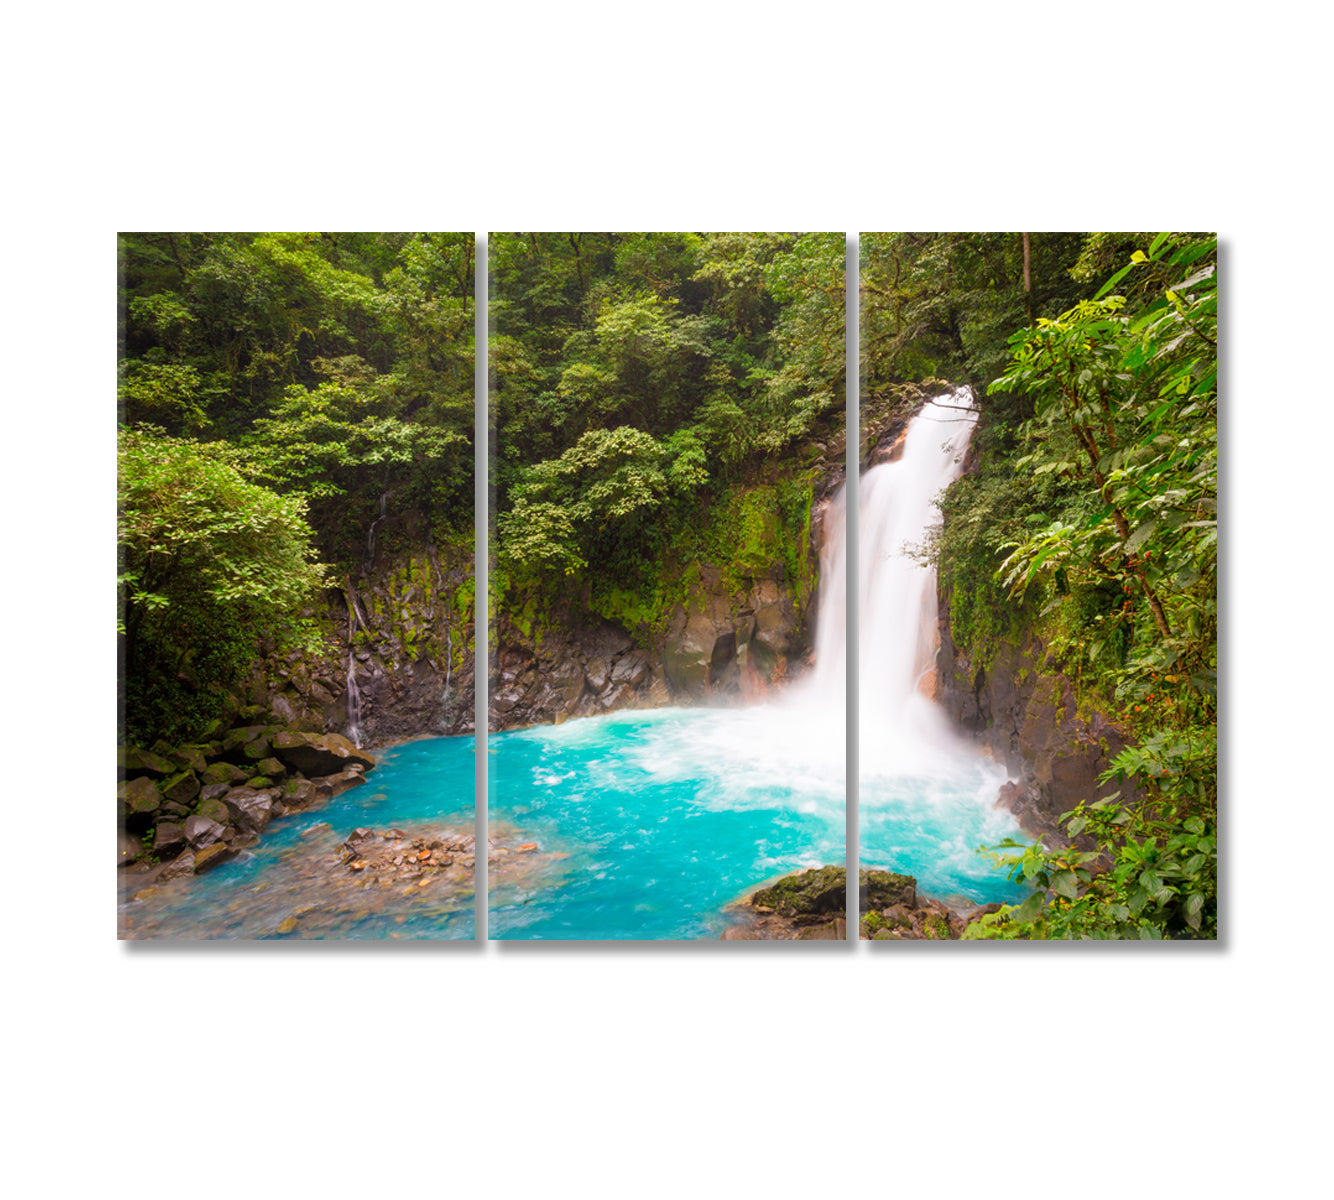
left=195, top=797, right=231, bottom=825
left=923, top=912, right=951, bottom=940
left=171, top=745, right=210, bottom=773
left=118, top=776, right=162, bottom=815
left=256, top=757, right=286, bottom=779
left=118, top=746, right=175, bottom=780
left=161, top=770, right=201, bottom=805
left=202, top=761, right=247, bottom=787
left=860, top=868, right=917, bottom=911
left=751, top=866, right=846, bottom=916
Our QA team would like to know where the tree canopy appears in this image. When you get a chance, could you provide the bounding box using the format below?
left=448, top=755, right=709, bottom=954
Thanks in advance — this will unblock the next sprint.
left=489, top=232, right=845, bottom=592
left=118, top=232, right=476, bottom=742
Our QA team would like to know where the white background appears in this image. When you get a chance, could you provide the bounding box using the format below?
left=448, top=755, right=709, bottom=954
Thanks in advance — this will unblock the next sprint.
left=6, top=5, right=1328, bottom=1197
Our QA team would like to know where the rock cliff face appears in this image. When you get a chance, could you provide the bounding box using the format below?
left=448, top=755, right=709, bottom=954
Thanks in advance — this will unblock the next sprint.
left=490, top=461, right=847, bottom=730
left=936, top=588, right=1138, bottom=845
left=489, top=560, right=816, bottom=729
left=242, top=538, right=476, bottom=749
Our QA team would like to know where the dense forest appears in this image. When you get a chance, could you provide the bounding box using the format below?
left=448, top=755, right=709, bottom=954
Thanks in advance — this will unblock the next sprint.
left=488, top=232, right=846, bottom=644
left=117, top=233, right=476, bottom=745
left=859, top=233, right=1217, bottom=939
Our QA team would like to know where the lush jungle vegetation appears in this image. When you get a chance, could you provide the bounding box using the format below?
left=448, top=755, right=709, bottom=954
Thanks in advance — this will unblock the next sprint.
left=118, top=230, right=1216, bottom=939
left=489, top=232, right=846, bottom=632
left=118, top=233, right=476, bottom=744
left=862, top=233, right=1218, bottom=939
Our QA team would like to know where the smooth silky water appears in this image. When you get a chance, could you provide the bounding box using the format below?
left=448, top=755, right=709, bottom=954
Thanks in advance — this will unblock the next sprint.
left=854, top=390, right=1030, bottom=906
left=118, top=736, right=476, bottom=940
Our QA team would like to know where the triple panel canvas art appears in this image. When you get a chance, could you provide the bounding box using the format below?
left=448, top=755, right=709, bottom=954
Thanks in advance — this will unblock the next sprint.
left=118, top=232, right=1218, bottom=941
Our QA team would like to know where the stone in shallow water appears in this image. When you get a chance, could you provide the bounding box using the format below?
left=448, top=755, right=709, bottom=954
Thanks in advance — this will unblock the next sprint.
left=184, top=815, right=227, bottom=848
left=158, top=850, right=195, bottom=881
left=194, top=842, right=238, bottom=874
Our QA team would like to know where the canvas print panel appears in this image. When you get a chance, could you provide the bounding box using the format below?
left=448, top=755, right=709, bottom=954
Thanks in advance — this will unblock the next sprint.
left=117, top=233, right=478, bottom=940
left=486, top=232, right=850, bottom=940
left=856, top=232, right=1218, bottom=941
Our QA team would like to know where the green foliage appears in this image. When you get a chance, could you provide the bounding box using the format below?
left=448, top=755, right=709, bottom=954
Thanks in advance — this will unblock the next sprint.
left=980, top=772, right=1217, bottom=940
left=991, top=234, right=1217, bottom=725
left=490, top=232, right=845, bottom=620
left=861, top=232, right=1089, bottom=399
left=118, top=426, right=326, bottom=742
left=118, top=231, right=476, bottom=563
left=965, top=234, right=1218, bottom=939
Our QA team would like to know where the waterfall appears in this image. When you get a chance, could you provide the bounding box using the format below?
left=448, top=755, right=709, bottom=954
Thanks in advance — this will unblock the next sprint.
left=345, top=587, right=365, bottom=749
left=805, top=387, right=981, bottom=775
left=442, top=624, right=453, bottom=728
left=363, top=489, right=388, bottom=572
left=345, top=654, right=364, bottom=749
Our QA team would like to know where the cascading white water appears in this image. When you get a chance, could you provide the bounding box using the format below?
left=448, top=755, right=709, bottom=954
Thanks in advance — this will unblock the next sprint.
left=856, top=389, right=980, bottom=774
left=363, top=490, right=389, bottom=572
left=442, top=625, right=453, bottom=727
left=345, top=655, right=364, bottom=748
left=345, top=587, right=366, bottom=749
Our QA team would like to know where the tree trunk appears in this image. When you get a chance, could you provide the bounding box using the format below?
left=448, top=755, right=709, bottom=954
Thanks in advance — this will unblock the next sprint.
left=1021, top=232, right=1036, bottom=327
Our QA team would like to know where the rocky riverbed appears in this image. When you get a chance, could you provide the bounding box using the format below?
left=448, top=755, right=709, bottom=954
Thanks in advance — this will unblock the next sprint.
left=119, top=819, right=477, bottom=939
left=118, top=726, right=379, bottom=883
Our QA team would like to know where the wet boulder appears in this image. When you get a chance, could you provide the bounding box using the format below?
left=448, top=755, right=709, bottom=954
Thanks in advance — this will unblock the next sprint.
left=282, top=777, right=318, bottom=809
left=272, top=732, right=375, bottom=776
left=311, top=767, right=368, bottom=800
left=194, top=842, right=238, bottom=873
left=158, top=850, right=195, bottom=881
left=222, top=787, right=277, bottom=836
left=183, top=815, right=227, bottom=849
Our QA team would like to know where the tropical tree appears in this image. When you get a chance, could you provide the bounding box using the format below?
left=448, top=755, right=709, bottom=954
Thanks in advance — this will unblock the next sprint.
left=970, top=234, right=1218, bottom=939
left=118, top=426, right=326, bottom=742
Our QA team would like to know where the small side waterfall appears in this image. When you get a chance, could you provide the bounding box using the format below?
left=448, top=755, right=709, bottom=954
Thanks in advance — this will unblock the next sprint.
left=363, top=490, right=389, bottom=573
left=442, top=624, right=453, bottom=729
left=345, top=654, right=365, bottom=749
left=345, top=584, right=366, bottom=749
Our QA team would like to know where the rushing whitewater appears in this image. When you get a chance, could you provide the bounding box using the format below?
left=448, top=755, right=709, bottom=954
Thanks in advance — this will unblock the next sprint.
left=848, top=389, right=1025, bottom=896
left=858, top=390, right=984, bottom=770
